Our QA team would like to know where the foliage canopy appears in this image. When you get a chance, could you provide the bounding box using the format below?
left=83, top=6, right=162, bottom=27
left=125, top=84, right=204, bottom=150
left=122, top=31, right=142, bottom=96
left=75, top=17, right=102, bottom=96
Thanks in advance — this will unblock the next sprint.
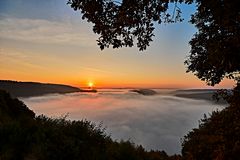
left=68, top=0, right=240, bottom=86
left=67, top=0, right=191, bottom=51
left=185, top=0, right=240, bottom=86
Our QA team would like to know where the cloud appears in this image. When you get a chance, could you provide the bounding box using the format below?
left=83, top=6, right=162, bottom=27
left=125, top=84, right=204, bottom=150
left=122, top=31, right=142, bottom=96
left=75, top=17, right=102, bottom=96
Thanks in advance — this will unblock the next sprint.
left=0, top=17, right=97, bottom=47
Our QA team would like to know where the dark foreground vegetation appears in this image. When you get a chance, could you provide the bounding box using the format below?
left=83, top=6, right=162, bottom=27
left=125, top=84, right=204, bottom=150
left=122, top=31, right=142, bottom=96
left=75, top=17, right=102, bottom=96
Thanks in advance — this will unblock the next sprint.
left=182, top=85, right=240, bottom=159
left=0, top=80, right=81, bottom=97
left=0, top=90, right=180, bottom=160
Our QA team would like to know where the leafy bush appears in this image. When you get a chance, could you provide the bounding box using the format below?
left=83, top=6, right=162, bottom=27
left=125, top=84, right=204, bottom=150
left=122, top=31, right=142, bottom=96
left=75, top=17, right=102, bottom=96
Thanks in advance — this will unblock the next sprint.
left=182, top=85, right=240, bottom=160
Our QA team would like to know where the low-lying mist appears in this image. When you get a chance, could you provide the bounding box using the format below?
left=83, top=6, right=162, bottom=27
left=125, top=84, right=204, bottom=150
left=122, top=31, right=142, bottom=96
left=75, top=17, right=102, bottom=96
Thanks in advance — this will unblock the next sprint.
left=21, top=89, right=224, bottom=155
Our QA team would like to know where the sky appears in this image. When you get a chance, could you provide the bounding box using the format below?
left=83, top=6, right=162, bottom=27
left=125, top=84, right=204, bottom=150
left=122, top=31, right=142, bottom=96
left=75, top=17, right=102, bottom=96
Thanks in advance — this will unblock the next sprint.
left=0, top=0, right=234, bottom=88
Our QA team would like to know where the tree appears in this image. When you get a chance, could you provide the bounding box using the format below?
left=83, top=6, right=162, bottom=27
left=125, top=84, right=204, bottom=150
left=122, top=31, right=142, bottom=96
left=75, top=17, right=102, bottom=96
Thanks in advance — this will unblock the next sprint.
left=185, top=0, right=240, bottom=86
left=68, top=0, right=240, bottom=86
left=181, top=84, right=240, bottom=159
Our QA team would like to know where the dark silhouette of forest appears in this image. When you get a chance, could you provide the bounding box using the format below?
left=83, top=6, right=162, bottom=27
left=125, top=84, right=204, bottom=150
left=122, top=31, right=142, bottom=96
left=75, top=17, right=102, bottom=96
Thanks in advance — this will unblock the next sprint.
left=0, top=80, right=80, bottom=97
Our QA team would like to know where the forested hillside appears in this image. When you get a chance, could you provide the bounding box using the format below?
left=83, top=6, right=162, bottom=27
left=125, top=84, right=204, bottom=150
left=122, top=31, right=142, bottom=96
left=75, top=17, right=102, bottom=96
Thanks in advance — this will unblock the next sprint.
left=0, top=80, right=80, bottom=97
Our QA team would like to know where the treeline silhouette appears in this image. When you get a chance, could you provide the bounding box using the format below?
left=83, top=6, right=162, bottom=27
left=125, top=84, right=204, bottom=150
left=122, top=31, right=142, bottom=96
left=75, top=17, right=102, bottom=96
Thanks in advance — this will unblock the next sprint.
left=0, top=90, right=181, bottom=160
left=0, top=80, right=80, bottom=97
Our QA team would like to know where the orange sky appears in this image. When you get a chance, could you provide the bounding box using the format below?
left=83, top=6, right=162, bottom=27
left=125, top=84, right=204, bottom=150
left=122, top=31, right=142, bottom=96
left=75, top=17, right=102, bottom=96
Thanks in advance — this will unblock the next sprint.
left=0, top=0, right=236, bottom=89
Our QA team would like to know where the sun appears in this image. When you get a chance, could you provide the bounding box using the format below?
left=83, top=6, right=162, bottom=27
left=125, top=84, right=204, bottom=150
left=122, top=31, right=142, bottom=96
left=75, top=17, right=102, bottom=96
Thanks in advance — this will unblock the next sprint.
left=88, top=82, right=94, bottom=88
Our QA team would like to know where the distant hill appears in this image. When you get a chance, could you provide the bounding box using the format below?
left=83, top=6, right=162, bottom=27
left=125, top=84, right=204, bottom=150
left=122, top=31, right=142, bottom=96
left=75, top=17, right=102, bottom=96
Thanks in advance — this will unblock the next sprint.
left=130, top=89, right=158, bottom=95
left=174, top=89, right=227, bottom=103
left=174, top=89, right=216, bottom=101
left=0, top=80, right=81, bottom=97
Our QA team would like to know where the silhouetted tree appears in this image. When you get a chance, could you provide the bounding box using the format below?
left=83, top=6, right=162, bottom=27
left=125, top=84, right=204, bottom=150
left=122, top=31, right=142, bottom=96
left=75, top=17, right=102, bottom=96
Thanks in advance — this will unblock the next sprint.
left=68, top=0, right=240, bottom=86
left=67, top=0, right=188, bottom=51
left=185, top=0, right=240, bottom=86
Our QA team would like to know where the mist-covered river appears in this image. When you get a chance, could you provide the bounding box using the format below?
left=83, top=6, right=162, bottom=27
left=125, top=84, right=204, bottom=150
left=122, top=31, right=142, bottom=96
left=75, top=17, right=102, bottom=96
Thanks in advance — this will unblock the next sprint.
left=21, top=89, right=224, bottom=155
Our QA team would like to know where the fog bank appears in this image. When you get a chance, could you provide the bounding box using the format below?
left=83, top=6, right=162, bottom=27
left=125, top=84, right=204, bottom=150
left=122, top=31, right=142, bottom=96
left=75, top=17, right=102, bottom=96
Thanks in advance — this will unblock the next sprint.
left=21, top=89, right=225, bottom=155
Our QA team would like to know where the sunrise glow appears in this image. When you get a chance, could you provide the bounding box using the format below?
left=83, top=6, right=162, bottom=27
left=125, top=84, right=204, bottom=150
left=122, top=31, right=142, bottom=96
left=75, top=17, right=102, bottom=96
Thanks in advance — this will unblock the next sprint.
left=88, top=82, right=94, bottom=88
left=0, top=0, right=234, bottom=89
